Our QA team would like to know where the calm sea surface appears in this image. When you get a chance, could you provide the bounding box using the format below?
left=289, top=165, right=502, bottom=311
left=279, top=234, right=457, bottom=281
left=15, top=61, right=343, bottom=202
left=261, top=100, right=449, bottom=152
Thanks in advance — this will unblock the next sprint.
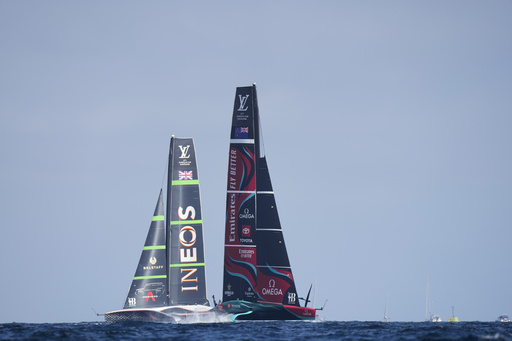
left=1, top=321, right=511, bottom=341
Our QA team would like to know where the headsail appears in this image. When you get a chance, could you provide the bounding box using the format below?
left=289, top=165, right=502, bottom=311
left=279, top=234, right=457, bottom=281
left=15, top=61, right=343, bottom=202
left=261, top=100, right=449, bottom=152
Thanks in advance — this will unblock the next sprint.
left=123, top=190, right=167, bottom=309
left=167, top=137, right=209, bottom=306
left=222, top=85, right=300, bottom=308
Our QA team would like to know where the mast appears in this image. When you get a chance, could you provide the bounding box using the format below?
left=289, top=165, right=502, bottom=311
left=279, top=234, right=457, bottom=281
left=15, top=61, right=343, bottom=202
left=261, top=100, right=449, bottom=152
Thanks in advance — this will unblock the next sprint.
left=166, top=136, right=175, bottom=306
left=425, top=278, right=429, bottom=321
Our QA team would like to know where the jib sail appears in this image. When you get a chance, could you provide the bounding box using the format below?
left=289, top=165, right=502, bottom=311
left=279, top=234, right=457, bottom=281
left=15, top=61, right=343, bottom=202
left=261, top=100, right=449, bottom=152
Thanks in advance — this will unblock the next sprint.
left=123, top=190, right=168, bottom=308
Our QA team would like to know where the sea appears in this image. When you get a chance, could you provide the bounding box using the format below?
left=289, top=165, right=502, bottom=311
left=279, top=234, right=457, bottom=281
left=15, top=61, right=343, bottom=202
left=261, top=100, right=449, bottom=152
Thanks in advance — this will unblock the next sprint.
left=1, top=321, right=511, bottom=341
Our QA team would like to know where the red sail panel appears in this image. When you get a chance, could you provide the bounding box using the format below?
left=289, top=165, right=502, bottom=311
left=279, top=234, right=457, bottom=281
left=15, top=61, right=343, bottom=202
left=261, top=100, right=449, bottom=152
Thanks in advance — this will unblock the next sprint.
left=227, top=144, right=256, bottom=192
left=222, top=86, right=259, bottom=303
left=257, top=266, right=299, bottom=306
left=223, top=245, right=258, bottom=302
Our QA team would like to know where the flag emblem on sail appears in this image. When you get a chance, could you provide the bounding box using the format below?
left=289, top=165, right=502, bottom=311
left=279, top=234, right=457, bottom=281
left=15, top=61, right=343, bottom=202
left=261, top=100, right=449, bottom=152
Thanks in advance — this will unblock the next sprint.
left=178, top=171, right=193, bottom=180
left=234, top=127, right=249, bottom=138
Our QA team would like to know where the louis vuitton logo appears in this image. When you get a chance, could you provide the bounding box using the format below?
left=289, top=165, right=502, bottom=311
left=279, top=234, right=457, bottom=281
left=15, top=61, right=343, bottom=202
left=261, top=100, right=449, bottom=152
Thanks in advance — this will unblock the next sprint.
left=238, top=95, right=249, bottom=112
left=179, top=145, right=190, bottom=159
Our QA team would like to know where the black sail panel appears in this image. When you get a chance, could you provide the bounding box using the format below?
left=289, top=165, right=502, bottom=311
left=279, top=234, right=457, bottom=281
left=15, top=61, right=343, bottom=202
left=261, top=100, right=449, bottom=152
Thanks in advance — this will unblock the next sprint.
left=167, top=137, right=209, bottom=306
left=252, top=85, right=300, bottom=307
left=222, top=86, right=259, bottom=303
left=255, top=187, right=299, bottom=307
left=123, top=190, right=168, bottom=309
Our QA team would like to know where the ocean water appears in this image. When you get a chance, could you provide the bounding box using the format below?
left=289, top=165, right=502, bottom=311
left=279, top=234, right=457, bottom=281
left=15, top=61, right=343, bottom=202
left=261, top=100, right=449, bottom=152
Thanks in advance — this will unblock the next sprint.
left=1, top=321, right=511, bottom=341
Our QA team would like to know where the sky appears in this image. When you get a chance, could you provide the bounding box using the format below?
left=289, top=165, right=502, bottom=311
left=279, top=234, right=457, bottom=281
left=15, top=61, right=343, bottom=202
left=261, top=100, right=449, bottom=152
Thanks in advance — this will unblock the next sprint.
left=1, top=1, right=511, bottom=323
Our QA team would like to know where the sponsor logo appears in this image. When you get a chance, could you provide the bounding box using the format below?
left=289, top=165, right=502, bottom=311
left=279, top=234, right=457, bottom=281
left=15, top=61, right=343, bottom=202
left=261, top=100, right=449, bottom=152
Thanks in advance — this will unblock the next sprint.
left=177, top=205, right=198, bottom=292
left=238, top=95, right=249, bottom=111
left=178, top=145, right=192, bottom=166
left=261, top=279, right=283, bottom=296
left=242, top=225, right=251, bottom=237
left=228, top=193, right=236, bottom=242
left=239, top=208, right=254, bottom=220
left=302, top=309, right=313, bottom=317
left=228, top=149, right=237, bottom=190
left=226, top=302, right=241, bottom=309
left=179, top=226, right=197, bottom=248
left=145, top=291, right=156, bottom=302
left=288, top=292, right=296, bottom=304
left=143, top=256, right=164, bottom=270
left=245, top=286, right=255, bottom=297
left=178, top=206, right=196, bottom=220
left=143, top=265, right=164, bottom=270
left=236, top=95, right=250, bottom=120
left=238, top=248, right=254, bottom=259
left=178, top=170, right=193, bottom=180
left=135, top=282, right=165, bottom=296
left=179, top=145, right=191, bottom=158
left=224, top=283, right=234, bottom=296
left=180, top=268, right=198, bottom=292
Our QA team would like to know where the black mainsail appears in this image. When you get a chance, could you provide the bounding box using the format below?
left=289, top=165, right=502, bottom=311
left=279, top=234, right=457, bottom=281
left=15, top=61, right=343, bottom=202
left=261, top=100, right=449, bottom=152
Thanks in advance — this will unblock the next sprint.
left=105, top=137, right=211, bottom=323
left=167, top=137, right=209, bottom=306
left=218, top=84, right=316, bottom=320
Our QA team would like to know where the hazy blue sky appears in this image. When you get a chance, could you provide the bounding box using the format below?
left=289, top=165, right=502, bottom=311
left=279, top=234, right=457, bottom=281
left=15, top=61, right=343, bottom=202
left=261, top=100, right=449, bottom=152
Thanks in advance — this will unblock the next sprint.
left=1, top=1, right=511, bottom=323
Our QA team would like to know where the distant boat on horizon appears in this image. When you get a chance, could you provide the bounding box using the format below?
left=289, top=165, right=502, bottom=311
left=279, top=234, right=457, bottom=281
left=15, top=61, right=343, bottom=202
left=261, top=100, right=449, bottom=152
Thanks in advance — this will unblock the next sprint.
left=448, top=306, right=459, bottom=322
left=496, top=314, right=510, bottom=322
left=426, top=278, right=441, bottom=322
left=383, top=294, right=389, bottom=322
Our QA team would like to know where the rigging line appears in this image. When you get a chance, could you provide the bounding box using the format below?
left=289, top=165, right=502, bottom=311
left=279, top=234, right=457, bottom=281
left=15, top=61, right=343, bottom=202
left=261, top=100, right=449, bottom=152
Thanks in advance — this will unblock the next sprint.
left=160, top=156, right=167, bottom=191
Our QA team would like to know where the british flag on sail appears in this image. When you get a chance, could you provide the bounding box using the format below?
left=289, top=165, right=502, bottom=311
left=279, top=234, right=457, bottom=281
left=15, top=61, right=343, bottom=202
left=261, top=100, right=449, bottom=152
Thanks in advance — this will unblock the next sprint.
left=178, top=171, right=193, bottom=180
left=235, top=127, right=249, bottom=138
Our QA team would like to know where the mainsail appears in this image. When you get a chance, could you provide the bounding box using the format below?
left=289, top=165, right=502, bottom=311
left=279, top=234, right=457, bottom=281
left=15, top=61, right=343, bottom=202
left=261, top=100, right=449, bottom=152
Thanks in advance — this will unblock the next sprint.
left=105, top=136, right=210, bottom=322
left=167, top=137, right=209, bottom=306
left=220, top=85, right=314, bottom=320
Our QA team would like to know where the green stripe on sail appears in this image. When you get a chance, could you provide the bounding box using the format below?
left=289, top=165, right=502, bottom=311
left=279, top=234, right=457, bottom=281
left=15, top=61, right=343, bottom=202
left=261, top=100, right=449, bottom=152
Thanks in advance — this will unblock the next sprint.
left=143, top=245, right=166, bottom=250
left=170, top=220, right=203, bottom=225
left=169, top=263, right=205, bottom=268
left=172, top=180, right=200, bottom=186
left=152, top=215, right=164, bottom=221
left=133, top=275, right=167, bottom=280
